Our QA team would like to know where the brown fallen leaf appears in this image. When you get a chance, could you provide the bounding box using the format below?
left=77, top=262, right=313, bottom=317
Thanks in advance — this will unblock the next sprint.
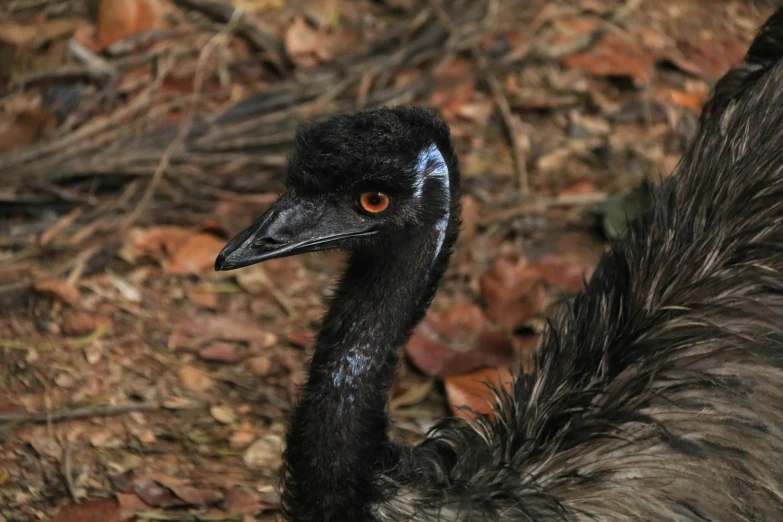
left=534, top=254, right=589, bottom=295
left=178, top=366, right=215, bottom=394
left=166, top=233, right=226, bottom=275
left=479, top=258, right=547, bottom=331
left=557, top=180, right=598, bottom=199
left=210, top=404, right=237, bottom=425
left=47, top=499, right=125, bottom=522
left=0, top=109, right=57, bottom=151
left=188, top=288, right=219, bottom=310
left=658, top=87, right=707, bottom=114
left=444, top=367, right=514, bottom=420
left=0, top=18, right=84, bottom=48
left=664, top=39, right=748, bottom=81
left=34, top=278, right=80, bottom=306
left=230, top=429, right=257, bottom=450
left=132, top=473, right=223, bottom=508
left=226, top=486, right=265, bottom=516
left=62, top=311, right=98, bottom=336
left=431, top=57, right=476, bottom=121
left=247, top=355, right=273, bottom=377
left=199, top=341, right=242, bottom=363
left=96, top=0, right=168, bottom=49
left=406, top=301, right=516, bottom=378
left=170, top=316, right=277, bottom=352
left=122, top=226, right=225, bottom=275
left=244, top=434, right=283, bottom=470
left=563, top=31, right=655, bottom=85
left=284, top=17, right=331, bottom=68
left=116, top=493, right=151, bottom=515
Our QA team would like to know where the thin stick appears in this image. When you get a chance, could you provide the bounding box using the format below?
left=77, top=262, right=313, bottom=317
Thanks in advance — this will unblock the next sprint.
left=0, top=402, right=195, bottom=425
left=59, top=439, right=78, bottom=502
left=478, top=192, right=610, bottom=226
left=427, top=0, right=530, bottom=199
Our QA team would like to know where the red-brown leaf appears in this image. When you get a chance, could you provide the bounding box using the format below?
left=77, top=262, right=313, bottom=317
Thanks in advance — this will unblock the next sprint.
left=47, top=500, right=124, bottom=522
left=444, top=367, right=514, bottom=419
left=479, top=258, right=547, bottom=331
left=34, top=278, right=80, bottom=306
left=563, top=32, right=655, bottom=85
left=406, top=301, right=516, bottom=378
left=96, top=0, right=167, bottom=49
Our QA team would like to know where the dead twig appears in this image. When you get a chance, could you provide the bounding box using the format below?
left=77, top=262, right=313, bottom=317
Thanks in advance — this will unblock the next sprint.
left=478, top=192, right=610, bottom=226
left=58, top=438, right=78, bottom=502
left=0, top=402, right=198, bottom=425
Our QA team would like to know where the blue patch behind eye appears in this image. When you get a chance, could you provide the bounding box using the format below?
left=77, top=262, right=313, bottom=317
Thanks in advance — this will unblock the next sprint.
left=412, top=143, right=450, bottom=262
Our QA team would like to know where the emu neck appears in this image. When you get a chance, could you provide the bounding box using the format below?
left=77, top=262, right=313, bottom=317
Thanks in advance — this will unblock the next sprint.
left=283, top=238, right=441, bottom=521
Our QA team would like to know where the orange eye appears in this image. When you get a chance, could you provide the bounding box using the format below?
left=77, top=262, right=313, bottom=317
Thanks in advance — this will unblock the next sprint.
left=359, top=192, right=390, bottom=214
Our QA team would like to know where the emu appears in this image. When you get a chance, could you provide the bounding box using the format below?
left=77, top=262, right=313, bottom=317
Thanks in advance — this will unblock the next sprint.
left=216, top=8, right=783, bottom=521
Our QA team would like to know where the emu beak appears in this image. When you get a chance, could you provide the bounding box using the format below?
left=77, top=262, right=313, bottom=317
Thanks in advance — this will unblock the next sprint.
left=215, top=196, right=377, bottom=271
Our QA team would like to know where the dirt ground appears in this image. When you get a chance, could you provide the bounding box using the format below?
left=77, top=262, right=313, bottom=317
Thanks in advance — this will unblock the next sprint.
left=0, top=0, right=777, bottom=520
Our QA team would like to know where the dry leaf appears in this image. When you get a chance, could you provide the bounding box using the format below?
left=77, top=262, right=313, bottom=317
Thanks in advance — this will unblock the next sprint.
left=188, top=289, right=219, bottom=310
left=247, top=355, right=272, bottom=377
left=244, top=434, right=283, bottom=470
left=557, top=181, right=598, bottom=199
left=406, top=301, right=516, bottom=378
left=226, top=486, right=265, bottom=516
left=534, top=254, right=589, bottom=295
left=34, top=278, right=80, bottom=306
left=0, top=18, right=83, bottom=48
left=479, top=258, right=547, bottom=331
left=665, top=40, right=747, bottom=80
left=178, top=366, right=215, bottom=394
left=563, top=32, right=655, bottom=85
left=47, top=500, right=124, bottom=522
left=229, top=430, right=257, bottom=450
left=123, top=226, right=225, bottom=275
left=116, top=493, right=151, bottom=515
left=284, top=17, right=331, bottom=68
left=210, top=404, right=237, bottom=425
left=659, top=87, right=706, bottom=113
left=62, top=311, right=97, bottom=336
left=431, top=57, right=476, bottom=121
left=199, top=341, right=242, bottom=363
left=444, top=367, right=513, bottom=419
left=170, top=316, right=277, bottom=352
left=96, top=0, right=167, bottom=48
left=0, top=109, right=57, bottom=151
left=132, top=474, right=223, bottom=508
left=166, top=233, right=226, bottom=275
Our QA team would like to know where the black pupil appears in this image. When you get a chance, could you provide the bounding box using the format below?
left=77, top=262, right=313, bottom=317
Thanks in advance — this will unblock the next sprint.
left=368, top=194, right=382, bottom=206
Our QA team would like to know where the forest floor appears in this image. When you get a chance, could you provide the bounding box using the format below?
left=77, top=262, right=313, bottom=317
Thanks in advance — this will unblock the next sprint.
left=0, top=0, right=776, bottom=520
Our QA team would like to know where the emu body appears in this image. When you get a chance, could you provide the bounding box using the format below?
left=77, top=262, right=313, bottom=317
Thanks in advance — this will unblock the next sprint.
left=216, top=9, right=783, bottom=521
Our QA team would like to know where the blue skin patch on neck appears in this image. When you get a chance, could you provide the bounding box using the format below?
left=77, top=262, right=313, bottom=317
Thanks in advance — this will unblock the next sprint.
left=332, top=346, right=374, bottom=388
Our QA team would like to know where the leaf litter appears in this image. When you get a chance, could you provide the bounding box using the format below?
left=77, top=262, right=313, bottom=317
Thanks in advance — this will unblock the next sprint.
left=0, top=0, right=774, bottom=520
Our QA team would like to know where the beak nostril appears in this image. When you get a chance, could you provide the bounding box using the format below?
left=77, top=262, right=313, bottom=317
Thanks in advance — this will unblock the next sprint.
left=258, top=234, right=285, bottom=245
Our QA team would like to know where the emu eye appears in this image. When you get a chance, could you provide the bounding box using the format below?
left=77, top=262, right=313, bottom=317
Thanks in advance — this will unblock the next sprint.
left=358, top=192, right=390, bottom=214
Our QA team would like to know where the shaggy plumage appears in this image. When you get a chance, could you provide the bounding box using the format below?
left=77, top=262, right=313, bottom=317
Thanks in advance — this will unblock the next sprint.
left=216, top=8, right=783, bottom=521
